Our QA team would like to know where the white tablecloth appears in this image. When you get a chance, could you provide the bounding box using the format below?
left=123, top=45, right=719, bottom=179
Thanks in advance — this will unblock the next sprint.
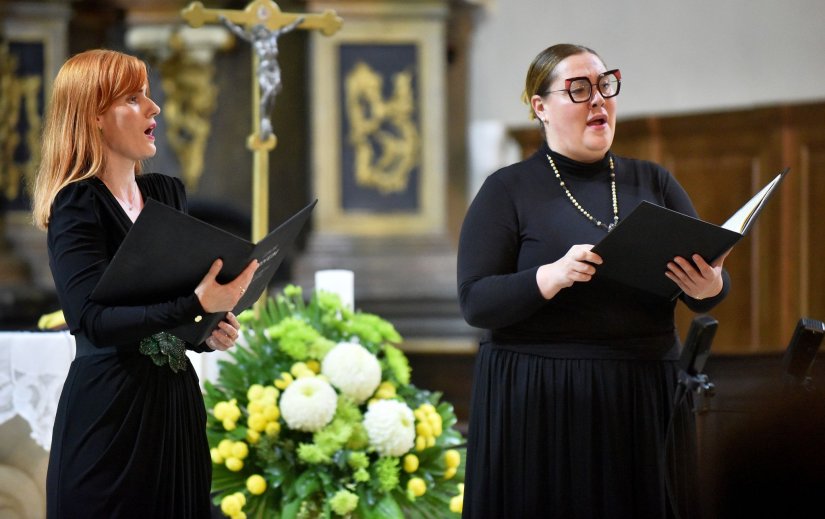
left=0, top=331, right=227, bottom=451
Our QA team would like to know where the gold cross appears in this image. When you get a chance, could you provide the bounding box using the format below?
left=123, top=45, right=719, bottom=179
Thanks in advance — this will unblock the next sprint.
left=180, top=0, right=342, bottom=251
left=182, top=0, right=342, bottom=36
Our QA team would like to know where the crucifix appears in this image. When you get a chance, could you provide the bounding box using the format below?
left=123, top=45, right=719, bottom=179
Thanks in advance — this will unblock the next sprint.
left=181, top=0, right=342, bottom=243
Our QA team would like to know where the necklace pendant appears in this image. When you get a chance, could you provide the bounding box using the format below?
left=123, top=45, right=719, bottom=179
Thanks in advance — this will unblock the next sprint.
left=607, top=222, right=616, bottom=232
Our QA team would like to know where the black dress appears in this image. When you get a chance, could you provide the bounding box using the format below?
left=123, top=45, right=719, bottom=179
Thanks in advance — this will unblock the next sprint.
left=457, top=143, right=730, bottom=519
left=46, top=174, right=213, bottom=518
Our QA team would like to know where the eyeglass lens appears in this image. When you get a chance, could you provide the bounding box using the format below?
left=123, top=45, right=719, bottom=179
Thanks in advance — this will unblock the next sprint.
left=568, top=71, right=620, bottom=102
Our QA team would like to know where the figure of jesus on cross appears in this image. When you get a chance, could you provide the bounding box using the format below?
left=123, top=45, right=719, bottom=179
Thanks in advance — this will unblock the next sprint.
left=182, top=0, right=342, bottom=246
left=220, top=15, right=304, bottom=139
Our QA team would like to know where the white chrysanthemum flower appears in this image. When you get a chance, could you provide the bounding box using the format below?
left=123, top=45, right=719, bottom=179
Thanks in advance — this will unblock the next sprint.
left=279, top=377, right=337, bottom=432
left=321, top=342, right=382, bottom=404
left=363, top=399, right=416, bottom=457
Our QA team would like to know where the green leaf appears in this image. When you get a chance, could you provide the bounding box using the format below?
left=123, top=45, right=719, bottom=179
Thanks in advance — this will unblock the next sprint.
left=356, top=493, right=404, bottom=519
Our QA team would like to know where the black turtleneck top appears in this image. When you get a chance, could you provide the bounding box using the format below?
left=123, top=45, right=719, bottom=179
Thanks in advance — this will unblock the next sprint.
left=457, top=142, right=729, bottom=345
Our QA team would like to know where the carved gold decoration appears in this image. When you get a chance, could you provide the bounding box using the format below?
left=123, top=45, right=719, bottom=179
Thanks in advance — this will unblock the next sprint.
left=345, top=61, right=420, bottom=194
left=0, top=42, right=41, bottom=200
left=157, top=31, right=218, bottom=192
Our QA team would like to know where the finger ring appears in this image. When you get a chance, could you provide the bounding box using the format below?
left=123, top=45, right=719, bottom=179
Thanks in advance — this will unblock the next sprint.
left=240, top=287, right=246, bottom=295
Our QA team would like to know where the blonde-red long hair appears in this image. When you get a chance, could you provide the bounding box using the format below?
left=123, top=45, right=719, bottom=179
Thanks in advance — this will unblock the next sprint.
left=32, top=49, right=149, bottom=229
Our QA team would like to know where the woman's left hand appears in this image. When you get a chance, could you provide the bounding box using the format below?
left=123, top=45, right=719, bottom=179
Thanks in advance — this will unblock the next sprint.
left=665, top=250, right=730, bottom=300
left=205, top=312, right=242, bottom=351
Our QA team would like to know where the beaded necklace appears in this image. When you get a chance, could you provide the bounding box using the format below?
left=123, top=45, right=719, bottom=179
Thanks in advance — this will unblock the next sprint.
left=546, top=153, right=619, bottom=232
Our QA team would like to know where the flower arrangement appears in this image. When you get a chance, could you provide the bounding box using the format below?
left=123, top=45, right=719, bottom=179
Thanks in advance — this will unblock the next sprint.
left=204, top=285, right=466, bottom=518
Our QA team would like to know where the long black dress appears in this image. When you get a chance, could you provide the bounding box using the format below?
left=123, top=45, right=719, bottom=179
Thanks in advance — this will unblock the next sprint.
left=457, top=143, right=730, bottom=519
left=46, top=174, right=213, bottom=518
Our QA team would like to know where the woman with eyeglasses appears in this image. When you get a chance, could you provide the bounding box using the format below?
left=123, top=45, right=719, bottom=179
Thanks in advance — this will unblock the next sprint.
left=457, top=44, right=730, bottom=518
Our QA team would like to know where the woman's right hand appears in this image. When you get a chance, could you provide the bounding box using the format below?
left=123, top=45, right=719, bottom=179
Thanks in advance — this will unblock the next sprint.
left=194, top=259, right=259, bottom=313
left=536, top=244, right=602, bottom=300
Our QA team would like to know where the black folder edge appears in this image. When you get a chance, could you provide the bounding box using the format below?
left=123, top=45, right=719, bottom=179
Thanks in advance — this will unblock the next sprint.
left=90, top=198, right=317, bottom=345
left=590, top=168, right=789, bottom=300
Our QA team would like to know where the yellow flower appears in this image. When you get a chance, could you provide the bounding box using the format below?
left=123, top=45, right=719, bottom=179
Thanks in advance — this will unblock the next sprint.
left=415, top=436, right=426, bottom=451
left=220, top=494, right=243, bottom=516
left=375, top=381, right=396, bottom=399
left=231, top=441, right=249, bottom=460
left=222, top=418, right=237, bottom=431
left=217, top=439, right=234, bottom=459
left=444, top=449, right=461, bottom=468
left=444, top=466, right=457, bottom=480
left=247, top=384, right=265, bottom=402
left=407, top=477, right=427, bottom=497
left=274, top=372, right=294, bottom=390
left=263, top=404, right=280, bottom=421
left=231, top=513, right=246, bottom=519
left=306, top=359, right=321, bottom=373
left=247, top=413, right=267, bottom=432
left=246, top=474, right=267, bottom=495
left=213, top=401, right=230, bottom=421
left=210, top=448, right=223, bottom=465
left=416, top=421, right=433, bottom=438
left=449, top=494, right=463, bottom=514
left=248, top=400, right=265, bottom=415
left=246, top=429, right=260, bottom=445
left=225, top=457, right=244, bottom=472
left=262, top=386, right=279, bottom=404
left=403, top=453, right=419, bottom=473
left=265, top=421, right=281, bottom=437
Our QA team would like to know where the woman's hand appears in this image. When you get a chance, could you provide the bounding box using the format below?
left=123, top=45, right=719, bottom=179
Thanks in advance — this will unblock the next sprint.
left=536, top=244, right=603, bottom=300
left=195, top=258, right=259, bottom=313
left=205, top=312, right=242, bottom=351
left=665, top=250, right=729, bottom=300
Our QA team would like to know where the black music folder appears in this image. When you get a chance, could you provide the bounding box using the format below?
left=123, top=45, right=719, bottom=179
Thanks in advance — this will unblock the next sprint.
left=91, top=198, right=317, bottom=344
left=591, top=168, right=789, bottom=300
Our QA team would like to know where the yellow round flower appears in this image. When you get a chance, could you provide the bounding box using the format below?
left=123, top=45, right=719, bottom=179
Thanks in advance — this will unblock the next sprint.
left=233, top=492, right=246, bottom=506
left=247, top=400, right=265, bottom=415
left=222, top=418, right=237, bottom=431
left=246, top=429, right=261, bottom=444
left=265, top=421, right=281, bottom=437
left=407, top=477, right=427, bottom=497
left=444, top=449, right=461, bottom=468
left=217, top=439, right=234, bottom=458
left=220, top=494, right=242, bottom=516
left=262, top=386, right=279, bottom=403
left=213, top=401, right=230, bottom=421
left=416, top=421, right=433, bottom=438
left=375, top=381, right=397, bottom=399
left=403, top=453, right=419, bottom=473
left=247, top=383, right=265, bottom=402
left=246, top=474, right=267, bottom=495
left=449, top=494, right=463, bottom=514
left=225, top=457, right=244, bottom=472
left=263, top=404, right=280, bottom=421
left=210, top=448, right=223, bottom=465
left=247, top=413, right=268, bottom=432
left=415, top=436, right=426, bottom=451
left=231, top=441, right=249, bottom=460
left=306, top=359, right=321, bottom=373
left=444, top=466, right=457, bottom=480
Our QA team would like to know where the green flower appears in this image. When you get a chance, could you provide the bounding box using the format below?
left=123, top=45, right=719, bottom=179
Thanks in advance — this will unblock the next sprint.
left=372, top=456, right=400, bottom=493
left=384, top=344, right=411, bottom=386
left=297, top=443, right=331, bottom=464
left=329, top=489, right=359, bottom=516
left=266, top=317, right=321, bottom=360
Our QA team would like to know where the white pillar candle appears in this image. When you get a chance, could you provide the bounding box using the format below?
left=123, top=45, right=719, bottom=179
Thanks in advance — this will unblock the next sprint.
left=314, top=269, right=354, bottom=309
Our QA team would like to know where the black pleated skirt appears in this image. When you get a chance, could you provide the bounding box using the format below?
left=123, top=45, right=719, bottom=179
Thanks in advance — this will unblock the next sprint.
left=46, top=349, right=211, bottom=518
left=462, top=339, right=698, bottom=519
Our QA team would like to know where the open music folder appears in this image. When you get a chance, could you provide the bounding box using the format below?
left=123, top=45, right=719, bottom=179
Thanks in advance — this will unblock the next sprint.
left=591, top=168, right=789, bottom=300
left=91, top=198, right=316, bottom=344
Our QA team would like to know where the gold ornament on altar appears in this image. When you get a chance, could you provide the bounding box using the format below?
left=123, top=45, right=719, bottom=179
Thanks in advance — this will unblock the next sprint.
left=346, top=61, right=420, bottom=195
left=0, top=41, right=41, bottom=200
left=158, top=31, right=219, bottom=192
